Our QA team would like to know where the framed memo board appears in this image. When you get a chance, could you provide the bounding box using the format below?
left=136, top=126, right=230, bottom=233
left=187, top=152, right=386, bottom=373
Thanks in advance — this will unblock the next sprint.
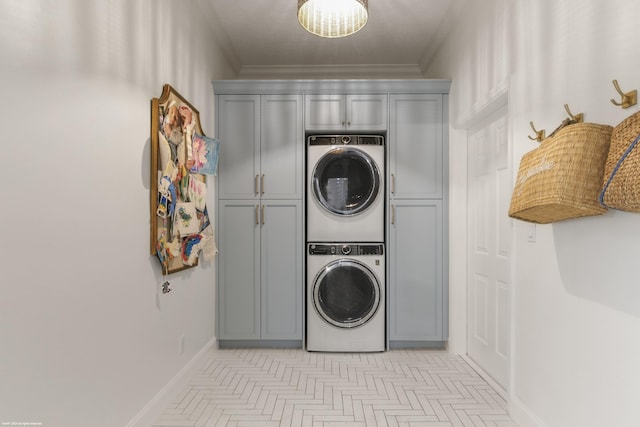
left=150, top=84, right=218, bottom=275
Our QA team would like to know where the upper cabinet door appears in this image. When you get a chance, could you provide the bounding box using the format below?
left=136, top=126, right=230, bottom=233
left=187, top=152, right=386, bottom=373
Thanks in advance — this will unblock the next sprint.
left=305, top=94, right=387, bottom=131
left=389, top=94, right=444, bottom=199
left=304, top=94, right=346, bottom=130
left=261, top=95, right=303, bottom=199
left=346, top=94, right=388, bottom=130
left=217, top=95, right=261, bottom=199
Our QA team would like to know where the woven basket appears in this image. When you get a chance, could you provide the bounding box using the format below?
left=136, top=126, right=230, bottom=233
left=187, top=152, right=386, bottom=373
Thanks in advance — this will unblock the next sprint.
left=509, top=122, right=613, bottom=224
left=600, top=111, right=640, bottom=212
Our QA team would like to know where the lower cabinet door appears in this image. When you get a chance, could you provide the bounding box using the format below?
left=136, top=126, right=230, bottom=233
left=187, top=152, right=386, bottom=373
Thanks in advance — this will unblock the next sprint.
left=218, top=201, right=261, bottom=340
left=389, top=199, right=445, bottom=342
left=218, top=200, right=303, bottom=341
left=260, top=200, right=303, bottom=340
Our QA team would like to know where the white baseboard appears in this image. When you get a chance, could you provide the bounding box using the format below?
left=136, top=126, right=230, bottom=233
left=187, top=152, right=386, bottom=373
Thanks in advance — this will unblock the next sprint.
left=459, top=354, right=547, bottom=427
left=509, top=395, right=548, bottom=427
left=460, top=355, right=507, bottom=400
left=126, top=338, right=216, bottom=427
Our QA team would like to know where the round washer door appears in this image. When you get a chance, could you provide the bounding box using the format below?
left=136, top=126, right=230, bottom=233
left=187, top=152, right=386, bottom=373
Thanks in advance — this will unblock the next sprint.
left=312, top=259, right=381, bottom=329
left=311, top=147, right=381, bottom=216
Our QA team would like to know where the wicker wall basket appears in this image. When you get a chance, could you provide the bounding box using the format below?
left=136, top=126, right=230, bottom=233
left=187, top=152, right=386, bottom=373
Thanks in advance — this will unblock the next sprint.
left=600, top=110, right=640, bottom=212
left=509, top=123, right=613, bottom=224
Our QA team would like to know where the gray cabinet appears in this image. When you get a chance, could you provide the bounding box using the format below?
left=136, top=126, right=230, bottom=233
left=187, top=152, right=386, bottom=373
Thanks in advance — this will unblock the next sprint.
left=217, top=199, right=303, bottom=344
left=213, top=79, right=450, bottom=349
left=217, top=201, right=260, bottom=340
left=388, top=93, right=448, bottom=347
left=260, top=201, right=303, bottom=340
left=389, top=94, right=444, bottom=199
left=216, top=92, right=303, bottom=346
left=305, top=94, right=388, bottom=131
left=217, top=94, right=303, bottom=200
left=217, top=95, right=260, bottom=200
left=388, top=200, right=445, bottom=343
left=261, top=95, right=304, bottom=199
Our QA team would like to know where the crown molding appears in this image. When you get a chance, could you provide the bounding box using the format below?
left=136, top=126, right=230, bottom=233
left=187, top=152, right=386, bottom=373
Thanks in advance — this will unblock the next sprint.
left=236, top=64, right=425, bottom=80
left=212, top=78, right=451, bottom=95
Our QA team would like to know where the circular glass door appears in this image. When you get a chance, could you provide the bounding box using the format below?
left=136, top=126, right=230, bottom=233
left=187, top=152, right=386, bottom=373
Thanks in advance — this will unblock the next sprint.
left=311, top=147, right=380, bottom=216
left=312, top=259, right=381, bottom=328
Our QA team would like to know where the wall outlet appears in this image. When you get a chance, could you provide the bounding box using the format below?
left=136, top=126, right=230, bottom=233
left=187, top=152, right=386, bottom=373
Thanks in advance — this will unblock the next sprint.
left=178, top=335, right=185, bottom=354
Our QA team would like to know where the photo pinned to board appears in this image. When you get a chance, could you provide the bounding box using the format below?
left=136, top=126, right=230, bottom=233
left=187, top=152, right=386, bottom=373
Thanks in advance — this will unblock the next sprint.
left=190, top=132, right=220, bottom=175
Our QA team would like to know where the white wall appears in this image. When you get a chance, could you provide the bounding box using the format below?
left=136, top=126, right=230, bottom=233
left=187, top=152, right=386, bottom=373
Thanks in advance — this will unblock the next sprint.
left=0, top=1, right=234, bottom=426
left=426, top=1, right=640, bottom=426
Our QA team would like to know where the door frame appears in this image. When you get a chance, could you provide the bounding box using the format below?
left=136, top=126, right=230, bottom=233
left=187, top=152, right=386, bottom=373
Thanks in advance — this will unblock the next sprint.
left=450, top=88, right=515, bottom=399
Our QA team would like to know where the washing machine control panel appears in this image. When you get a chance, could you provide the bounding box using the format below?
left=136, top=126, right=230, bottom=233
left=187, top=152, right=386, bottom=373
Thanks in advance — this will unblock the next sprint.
left=308, top=243, right=384, bottom=256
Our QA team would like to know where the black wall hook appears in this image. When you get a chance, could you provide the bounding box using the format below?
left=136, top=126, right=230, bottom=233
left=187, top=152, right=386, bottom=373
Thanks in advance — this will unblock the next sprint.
left=162, top=281, right=172, bottom=294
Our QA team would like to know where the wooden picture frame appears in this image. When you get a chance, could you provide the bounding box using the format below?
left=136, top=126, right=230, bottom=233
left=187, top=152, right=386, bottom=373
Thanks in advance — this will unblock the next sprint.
left=150, top=84, right=208, bottom=274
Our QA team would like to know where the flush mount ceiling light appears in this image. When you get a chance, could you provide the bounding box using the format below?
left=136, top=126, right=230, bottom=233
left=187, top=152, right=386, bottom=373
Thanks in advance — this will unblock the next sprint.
left=297, top=0, right=369, bottom=38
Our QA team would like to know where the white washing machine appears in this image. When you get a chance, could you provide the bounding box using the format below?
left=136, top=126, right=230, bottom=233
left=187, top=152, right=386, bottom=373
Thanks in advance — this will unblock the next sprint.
left=306, top=242, right=385, bottom=352
left=307, top=135, right=384, bottom=242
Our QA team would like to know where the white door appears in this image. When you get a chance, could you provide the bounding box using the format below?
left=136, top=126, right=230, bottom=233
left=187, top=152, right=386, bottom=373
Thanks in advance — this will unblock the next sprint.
left=467, top=106, right=512, bottom=389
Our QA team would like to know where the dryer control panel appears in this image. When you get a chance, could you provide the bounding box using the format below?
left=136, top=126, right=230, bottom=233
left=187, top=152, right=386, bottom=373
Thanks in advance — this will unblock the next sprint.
left=308, top=135, right=384, bottom=146
left=308, top=243, right=384, bottom=256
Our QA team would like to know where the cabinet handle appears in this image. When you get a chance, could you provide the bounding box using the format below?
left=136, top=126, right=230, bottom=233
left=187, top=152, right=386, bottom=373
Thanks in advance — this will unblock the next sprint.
left=347, top=121, right=351, bottom=127
left=391, top=205, right=395, bottom=225
left=254, top=175, right=259, bottom=196
left=261, top=174, right=265, bottom=195
left=261, top=205, right=265, bottom=225
left=255, top=205, right=260, bottom=225
left=341, top=121, right=346, bottom=126
left=391, top=174, right=396, bottom=195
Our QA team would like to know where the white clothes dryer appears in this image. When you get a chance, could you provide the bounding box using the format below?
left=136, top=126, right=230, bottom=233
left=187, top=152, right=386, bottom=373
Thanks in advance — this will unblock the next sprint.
left=307, top=135, right=384, bottom=242
left=306, top=242, right=385, bottom=352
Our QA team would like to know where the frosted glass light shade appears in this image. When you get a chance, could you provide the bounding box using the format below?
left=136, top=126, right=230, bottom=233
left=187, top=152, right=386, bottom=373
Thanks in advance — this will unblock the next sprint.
left=297, top=0, right=369, bottom=38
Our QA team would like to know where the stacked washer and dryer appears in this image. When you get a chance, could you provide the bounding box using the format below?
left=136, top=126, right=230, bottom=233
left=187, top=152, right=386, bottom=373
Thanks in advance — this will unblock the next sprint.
left=306, top=134, right=386, bottom=352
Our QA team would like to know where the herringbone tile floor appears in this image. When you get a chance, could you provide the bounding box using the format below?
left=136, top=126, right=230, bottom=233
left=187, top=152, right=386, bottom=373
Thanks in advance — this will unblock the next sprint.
left=153, top=348, right=517, bottom=427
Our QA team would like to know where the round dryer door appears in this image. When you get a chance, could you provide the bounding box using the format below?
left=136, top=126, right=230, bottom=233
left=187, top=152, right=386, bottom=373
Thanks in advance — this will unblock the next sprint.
left=311, top=147, right=380, bottom=216
left=312, top=259, right=381, bottom=329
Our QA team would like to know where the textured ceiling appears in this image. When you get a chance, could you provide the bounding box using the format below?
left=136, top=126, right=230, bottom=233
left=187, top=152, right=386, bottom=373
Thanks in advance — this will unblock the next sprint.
left=200, top=0, right=460, bottom=76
